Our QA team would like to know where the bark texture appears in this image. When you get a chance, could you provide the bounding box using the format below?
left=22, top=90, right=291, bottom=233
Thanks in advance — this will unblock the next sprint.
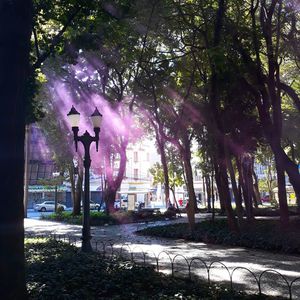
left=0, top=1, right=32, bottom=298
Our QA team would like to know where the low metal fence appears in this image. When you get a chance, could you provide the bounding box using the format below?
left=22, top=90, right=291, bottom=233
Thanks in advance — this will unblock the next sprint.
left=25, top=233, right=300, bottom=299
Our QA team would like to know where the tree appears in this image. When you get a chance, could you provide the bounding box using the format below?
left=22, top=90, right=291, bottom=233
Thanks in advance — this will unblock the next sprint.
left=149, top=145, right=185, bottom=209
left=149, top=162, right=164, bottom=187
left=23, top=0, right=131, bottom=214
left=256, top=146, right=277, bottom=205
left=166, top=145, right=185, bottom=209
left=0, top=1, right=33, bottom=299
left=229, top=0, right=300, bottom=226
left=37, top=84, right=84, bottom=215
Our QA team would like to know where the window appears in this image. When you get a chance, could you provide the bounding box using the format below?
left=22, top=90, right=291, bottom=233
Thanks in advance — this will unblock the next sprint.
left=134, top=151, right=138, bottom=162
left=134, top=169, right=138, bottom=180
left=45, top=201, right=54, bottom=205
left=29, top=163, right=38, bottom=184
left=37, top=164, right=46, bottom=179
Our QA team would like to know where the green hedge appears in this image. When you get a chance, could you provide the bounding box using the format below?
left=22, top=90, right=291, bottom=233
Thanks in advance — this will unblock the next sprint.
left=41, top=210, right=166, bottom=225
left=41, top=211, right=121, bottom=225
left=137, top=219, right=300, bottom=254
left=25, top=238, right=276, bottom=299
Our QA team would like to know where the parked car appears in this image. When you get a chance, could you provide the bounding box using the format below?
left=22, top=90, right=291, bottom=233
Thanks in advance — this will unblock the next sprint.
left=34, top=201, right=66, bottom=212
left=80, top=201, right=100, bottom=210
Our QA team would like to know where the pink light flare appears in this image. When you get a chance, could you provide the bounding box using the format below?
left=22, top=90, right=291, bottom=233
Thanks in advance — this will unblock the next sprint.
left=45, top=79, right=143, bottom=174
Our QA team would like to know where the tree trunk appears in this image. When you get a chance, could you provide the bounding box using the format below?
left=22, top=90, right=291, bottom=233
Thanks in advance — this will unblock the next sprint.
left=202, top=176, right=207, bottom=207
left=247, top=160, right=257, bottom=209
left=214, top=164, right=226, bottom=214
left=237, top=163, right=243, bottom=208
left=170, top=186, right=181, bottom=216
left=274, top=153, right=289, bottom=227
left=240, top=154, right=254, bottom=221
left=182, top=148, right=196, bottom=231
left=69, top=166, right=76, bottom=211
left=211, top=172, right=215, bottom=222
left=215, top=144, right=238, bottom=232
left=252, top=165, right=261, bottom=207
left=0, top=1, right=32, bottom=299
left=23, top=124, right=31, bottom=217
left=289, top=141, right=300, bottom=212
left=69, top=164, right=82, bottom=216
left=105, top=187, right=117, bottom=214
left=104, top=139, right=128, bottom=214
left=219, top=164, right=238, bottom=232
left=205, top=175, right=211, bottom=212
left=157, top=137, right=170, bottom=207
left=225, top=148, right=243, bottom=223
left=271, top=141, right=300, bottom=209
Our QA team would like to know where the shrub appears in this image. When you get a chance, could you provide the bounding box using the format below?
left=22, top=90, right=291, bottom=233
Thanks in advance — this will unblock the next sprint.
left=25, top=238, right=276, bottom=299
left=137, top=219, right=300, bottom=254
left=41, top=210, right=167, bottom=225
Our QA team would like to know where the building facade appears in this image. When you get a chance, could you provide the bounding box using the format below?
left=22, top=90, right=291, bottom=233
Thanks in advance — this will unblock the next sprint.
left=26, top=125, right=206, bottom=210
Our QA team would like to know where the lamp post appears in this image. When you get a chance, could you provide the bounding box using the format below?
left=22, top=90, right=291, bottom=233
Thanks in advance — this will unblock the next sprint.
left=67, top=106, right=102, bottom=252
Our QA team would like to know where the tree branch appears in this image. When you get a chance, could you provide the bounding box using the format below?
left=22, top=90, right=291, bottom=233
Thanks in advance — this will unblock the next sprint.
left=33, top=26, right=40, bottom=60
left=279, top=82, right=300, bottom=112
left=32, top=5, right=82, bottom=70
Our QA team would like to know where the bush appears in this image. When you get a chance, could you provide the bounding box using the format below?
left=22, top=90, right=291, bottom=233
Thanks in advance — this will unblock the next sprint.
left=41, top=210, right=167, bottom=225
left=42, top=211, right=120, bottom=225
left=25, top=238, right=276, bottom=299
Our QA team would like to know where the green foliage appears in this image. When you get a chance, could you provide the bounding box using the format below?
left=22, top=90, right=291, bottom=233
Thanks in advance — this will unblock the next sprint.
left=25, top=238, right=275, bottom=299
left=149, top=162, right=164, bottom=185
left=149, top=146, right=184, bottom=190
left=37, top=174, right=64, bottom=186
left=137, top=218, right=300, bottom=254
left=30, top=0, right=300, bottom=229
left=25, top=71, right=45, bottom=124
left=166, top=145, right=185, bottom=188
left=41, top=211, right=117, bottom=225
left=41, top=210, right=166, bottom=225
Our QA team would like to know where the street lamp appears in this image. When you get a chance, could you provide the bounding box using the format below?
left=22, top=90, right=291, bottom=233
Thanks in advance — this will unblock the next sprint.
left=67, top=105, right=102, bottom=252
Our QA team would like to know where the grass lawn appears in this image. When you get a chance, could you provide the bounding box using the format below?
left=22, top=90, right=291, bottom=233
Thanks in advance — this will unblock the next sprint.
left=25, top=238, right=278, bottom=299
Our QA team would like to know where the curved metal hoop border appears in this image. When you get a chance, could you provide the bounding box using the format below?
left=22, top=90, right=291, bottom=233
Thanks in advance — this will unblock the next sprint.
left=26, top=234, right=299, bottom=299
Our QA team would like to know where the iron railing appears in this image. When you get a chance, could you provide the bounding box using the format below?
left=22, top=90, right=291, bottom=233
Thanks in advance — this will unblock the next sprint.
left=25, top=233, right=300, bottom=299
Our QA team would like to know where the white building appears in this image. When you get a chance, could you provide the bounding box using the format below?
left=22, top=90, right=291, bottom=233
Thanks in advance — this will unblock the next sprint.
left=118, top=139, right=162, bottom=209
left=89, top=138, right=206, bottom=210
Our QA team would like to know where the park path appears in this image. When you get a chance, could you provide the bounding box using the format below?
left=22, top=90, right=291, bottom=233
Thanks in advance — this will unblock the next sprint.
left=25, top=216, right=300, bottom=299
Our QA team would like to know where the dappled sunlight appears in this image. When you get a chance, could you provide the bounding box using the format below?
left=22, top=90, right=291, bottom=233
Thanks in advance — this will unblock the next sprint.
left=25, top=218, right=300, bottom=298
left=25, top=219, right=82, bottom=237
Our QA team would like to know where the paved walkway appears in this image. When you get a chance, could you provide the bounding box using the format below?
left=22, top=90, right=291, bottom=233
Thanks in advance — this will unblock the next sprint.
left=25, top=216, right=300, bottom=299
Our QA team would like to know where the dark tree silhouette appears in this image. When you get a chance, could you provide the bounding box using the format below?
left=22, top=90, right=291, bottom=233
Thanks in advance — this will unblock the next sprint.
left=0, top=1, right=32, bottom=298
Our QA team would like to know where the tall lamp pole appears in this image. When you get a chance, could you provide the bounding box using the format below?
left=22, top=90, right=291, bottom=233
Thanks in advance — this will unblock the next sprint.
left=67, top=106, right=102, bottom=252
